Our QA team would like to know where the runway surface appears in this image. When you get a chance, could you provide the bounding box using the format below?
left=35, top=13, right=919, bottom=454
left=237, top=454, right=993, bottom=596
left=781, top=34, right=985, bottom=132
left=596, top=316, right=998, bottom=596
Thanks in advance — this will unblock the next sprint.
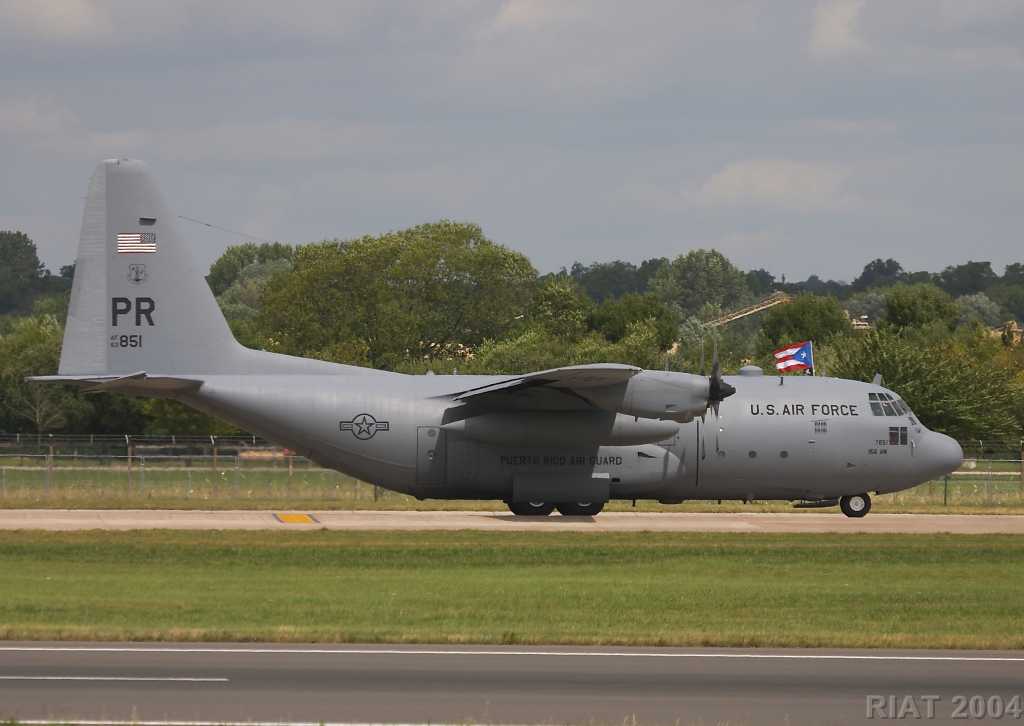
left=3, top=642, right=1023, bottom=725
left=2, top=508, right=1024, bottom=533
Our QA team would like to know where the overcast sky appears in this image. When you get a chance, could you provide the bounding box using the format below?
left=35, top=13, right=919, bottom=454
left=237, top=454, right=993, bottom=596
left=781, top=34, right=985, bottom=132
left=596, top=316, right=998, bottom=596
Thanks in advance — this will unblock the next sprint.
left=2, top=1, right=1022, bottom=282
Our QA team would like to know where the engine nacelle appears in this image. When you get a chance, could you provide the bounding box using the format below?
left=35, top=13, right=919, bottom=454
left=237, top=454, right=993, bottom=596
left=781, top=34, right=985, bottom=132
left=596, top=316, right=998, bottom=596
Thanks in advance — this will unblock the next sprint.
left=585, top=370, right=711, bottom=422
left=442, top=411, right=679, bottom=447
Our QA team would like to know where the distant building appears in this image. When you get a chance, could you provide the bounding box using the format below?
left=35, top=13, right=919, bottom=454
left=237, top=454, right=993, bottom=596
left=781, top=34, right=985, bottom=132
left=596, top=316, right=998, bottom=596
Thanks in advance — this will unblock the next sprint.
left=992, top=320, right=1023, bottom=346
left=847, top=311, right=872, bottom=332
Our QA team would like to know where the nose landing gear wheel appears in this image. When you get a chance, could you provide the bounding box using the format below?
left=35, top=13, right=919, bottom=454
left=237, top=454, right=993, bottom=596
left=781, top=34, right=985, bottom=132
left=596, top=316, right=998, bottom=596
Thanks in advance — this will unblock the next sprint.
left=555, top=502, right=605, bottom=517
left=507, top=501, right=555, bottom=516
left=840, top=493, right=871, bottom=518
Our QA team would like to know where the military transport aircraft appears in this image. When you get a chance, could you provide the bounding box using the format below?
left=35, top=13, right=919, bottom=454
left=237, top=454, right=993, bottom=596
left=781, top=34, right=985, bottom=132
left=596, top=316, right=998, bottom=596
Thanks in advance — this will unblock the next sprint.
left=31, top=159, right=963, bottom=517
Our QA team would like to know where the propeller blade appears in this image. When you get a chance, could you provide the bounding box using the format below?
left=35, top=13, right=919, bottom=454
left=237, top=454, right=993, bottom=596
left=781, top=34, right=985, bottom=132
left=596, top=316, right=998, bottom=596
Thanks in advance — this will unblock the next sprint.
left=706, top=342, right=736, bottom=416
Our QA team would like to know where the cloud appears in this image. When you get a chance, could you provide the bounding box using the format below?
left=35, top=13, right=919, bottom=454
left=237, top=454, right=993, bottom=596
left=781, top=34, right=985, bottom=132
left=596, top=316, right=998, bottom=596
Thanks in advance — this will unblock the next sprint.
left=155, top=119, right=397, bottom=164
left=0, top=0, right=376, bottom=49
left=809, top=0, right=866, bottom=58
left=1, top=1, right=1022, bottom=282
left=490, top=0, right=584, bottom=30
left=692, top=159, right=854, bottom=213
left=0, top=0, right=111, bottom=41
left=0, top=98, right=74, bottom=139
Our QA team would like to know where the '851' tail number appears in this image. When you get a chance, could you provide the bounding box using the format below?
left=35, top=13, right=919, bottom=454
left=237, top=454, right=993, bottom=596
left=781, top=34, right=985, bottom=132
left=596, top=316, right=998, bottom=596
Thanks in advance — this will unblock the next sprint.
left=110, top=334, right=143, bottom=349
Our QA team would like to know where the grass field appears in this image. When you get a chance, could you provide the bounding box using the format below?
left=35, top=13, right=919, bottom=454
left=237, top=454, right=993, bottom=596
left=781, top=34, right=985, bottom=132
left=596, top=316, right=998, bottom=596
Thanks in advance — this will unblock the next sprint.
left=1, top=530, right=1022, bottom=650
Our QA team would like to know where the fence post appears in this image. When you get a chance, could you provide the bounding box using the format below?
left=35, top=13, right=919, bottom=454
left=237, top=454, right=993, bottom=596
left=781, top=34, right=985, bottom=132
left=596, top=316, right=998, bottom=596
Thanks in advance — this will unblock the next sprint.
left=943, top=475, right=949, bottom=507
left=234, top=454, right=240, bottom=496
left=126, top=435, right=133, bottom=492
left=46, top=441, right=54, bottom=494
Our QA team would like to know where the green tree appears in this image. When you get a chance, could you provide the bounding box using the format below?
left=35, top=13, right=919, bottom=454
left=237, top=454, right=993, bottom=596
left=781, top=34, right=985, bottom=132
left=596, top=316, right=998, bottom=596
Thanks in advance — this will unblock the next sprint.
left=883, top=284, right=958, bottom=330
left=529, top=277, right=592, bottom=340
left=590, top=292, right=679, bottom=349
left=904, top=270, right=933, bottom=285
left=845, top=289, right=887, bottom=324
left=468, top=319, right=665, bottom=375
left=987, top=283, right=1024, bottom=323
left=0, top=231, right=46, bottom=313
left=0, top=315, right=89, bottom=433
left=636, top=258, right=668, bottom=293
left=217, top=258, right=293, bottom=347
left=791, top=274, right=848, bottom=298
left=956, top=293, right=1005, bottom=328
left=851, top=258, right=904, bottom=292
left=568, top=260, right=637, bottom=302
left=207, top=242, right=293, bottom=296
left=1003, top=263, right=1024, bottom=285
left=140, top=399, right=238, bottom=436
left=760, top=294, right=851, bottom=350
left=937, top=260, right=997, bottom=297
left=467, top=327, right=575, bottom=374
left=745, top=268, right=776, bottom=297
left=259, top=221, right=536, bottom=368
left=651, top=249, right=751, bottom=317
left=567, top=257, right=668, bottom=302
left=827, top=328, right=1020, bottom=441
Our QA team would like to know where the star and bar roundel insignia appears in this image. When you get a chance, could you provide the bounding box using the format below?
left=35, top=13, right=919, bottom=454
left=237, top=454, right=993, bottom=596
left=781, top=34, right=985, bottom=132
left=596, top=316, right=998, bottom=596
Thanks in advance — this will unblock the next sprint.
left=340, top=413, right=390, bottom=440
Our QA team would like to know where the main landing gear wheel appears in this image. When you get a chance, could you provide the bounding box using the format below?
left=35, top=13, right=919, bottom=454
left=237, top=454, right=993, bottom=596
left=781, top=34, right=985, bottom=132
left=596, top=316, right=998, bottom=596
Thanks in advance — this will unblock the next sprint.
left=555, top=502, right=605, bottom=517
left=507, top=501, right=555, bottom=516
left=840, top=493, right=871, bottom=518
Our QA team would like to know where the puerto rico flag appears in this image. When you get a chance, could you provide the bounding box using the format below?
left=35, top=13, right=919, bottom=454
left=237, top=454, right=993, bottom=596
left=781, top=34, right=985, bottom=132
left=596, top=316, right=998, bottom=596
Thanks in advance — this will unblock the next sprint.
left=773, top=340, right=814, bottom=373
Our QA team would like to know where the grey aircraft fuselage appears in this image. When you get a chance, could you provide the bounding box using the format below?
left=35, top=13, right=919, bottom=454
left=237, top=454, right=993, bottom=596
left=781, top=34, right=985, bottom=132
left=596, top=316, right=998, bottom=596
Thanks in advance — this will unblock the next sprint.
left=179, top=366, right=959, bottom=504
left=33, top=159, right=964, bottom=514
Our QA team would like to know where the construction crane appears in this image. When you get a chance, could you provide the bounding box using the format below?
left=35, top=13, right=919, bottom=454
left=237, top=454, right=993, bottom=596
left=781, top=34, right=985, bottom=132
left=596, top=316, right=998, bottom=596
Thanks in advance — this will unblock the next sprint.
left=702, top=291, right=793, bottom=328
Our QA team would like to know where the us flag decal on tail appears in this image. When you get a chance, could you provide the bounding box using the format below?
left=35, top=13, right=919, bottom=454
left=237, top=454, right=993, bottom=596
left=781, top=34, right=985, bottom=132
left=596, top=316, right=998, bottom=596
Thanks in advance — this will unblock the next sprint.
left=116, top=232, right=157, bottom=253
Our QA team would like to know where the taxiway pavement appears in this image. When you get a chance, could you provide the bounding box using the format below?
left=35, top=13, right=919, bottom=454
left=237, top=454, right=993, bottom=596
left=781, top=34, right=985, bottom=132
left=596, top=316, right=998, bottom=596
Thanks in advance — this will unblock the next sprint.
left=2, top=508, right=1024, bottom=533
left=2, top=642, right=1023, bottom=725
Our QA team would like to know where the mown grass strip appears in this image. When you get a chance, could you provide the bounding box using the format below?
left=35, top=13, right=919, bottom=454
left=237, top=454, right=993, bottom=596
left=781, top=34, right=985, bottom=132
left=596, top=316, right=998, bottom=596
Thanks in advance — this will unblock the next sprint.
left=0, top=531, right=1021, bottom=650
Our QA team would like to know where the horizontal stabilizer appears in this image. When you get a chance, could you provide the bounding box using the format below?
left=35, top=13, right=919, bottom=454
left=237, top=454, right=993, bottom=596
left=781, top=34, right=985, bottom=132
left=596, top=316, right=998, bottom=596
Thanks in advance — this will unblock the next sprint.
left=27, top=371, right=201, bottom=394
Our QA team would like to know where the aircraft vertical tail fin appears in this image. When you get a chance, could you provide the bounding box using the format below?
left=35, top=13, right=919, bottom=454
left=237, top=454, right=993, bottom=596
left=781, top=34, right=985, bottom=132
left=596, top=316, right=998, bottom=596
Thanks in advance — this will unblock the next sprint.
left=59, top=159, right=242, bottom=376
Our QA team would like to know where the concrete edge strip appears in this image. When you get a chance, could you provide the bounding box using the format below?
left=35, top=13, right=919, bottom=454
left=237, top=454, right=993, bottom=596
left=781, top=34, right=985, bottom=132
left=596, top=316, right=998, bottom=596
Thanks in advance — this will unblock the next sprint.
left=1, top=646, right=1022, bottom=662
left=18, top=722, right=466, bottom=726
left=0, top=675, right=227, bottom=682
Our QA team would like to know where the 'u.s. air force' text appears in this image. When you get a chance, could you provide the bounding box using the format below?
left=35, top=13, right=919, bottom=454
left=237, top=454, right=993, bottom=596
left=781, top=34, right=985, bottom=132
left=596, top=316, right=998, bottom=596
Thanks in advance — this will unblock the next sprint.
left=750, top=403, right=860, bottom=416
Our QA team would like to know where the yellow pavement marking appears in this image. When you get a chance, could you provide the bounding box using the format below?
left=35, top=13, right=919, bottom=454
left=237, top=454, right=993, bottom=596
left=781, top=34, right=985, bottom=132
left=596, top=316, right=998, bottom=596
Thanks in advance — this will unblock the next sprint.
left=273, top=513, right=318, bottom=524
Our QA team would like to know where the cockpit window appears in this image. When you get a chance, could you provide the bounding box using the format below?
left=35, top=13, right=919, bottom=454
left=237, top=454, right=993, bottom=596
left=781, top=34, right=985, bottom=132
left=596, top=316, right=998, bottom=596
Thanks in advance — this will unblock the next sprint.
left=868, top=392, right=914, bottom=417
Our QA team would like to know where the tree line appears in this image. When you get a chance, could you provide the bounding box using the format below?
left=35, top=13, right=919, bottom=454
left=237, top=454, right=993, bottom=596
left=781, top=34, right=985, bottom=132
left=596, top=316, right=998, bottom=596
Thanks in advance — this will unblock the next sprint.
left=2, top=225, right=1023, bottom=443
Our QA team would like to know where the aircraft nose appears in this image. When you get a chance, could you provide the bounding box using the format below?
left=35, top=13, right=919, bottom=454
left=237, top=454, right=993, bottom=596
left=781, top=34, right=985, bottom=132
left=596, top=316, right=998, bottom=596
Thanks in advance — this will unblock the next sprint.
left=918, top=432, right=963, bottom=480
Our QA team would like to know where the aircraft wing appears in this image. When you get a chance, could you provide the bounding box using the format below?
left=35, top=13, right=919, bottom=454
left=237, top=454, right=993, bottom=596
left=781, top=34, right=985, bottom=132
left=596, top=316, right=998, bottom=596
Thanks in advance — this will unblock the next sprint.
left=27, top=371, right=202, bottom=394
left=443, top=363, right=640, bottom=408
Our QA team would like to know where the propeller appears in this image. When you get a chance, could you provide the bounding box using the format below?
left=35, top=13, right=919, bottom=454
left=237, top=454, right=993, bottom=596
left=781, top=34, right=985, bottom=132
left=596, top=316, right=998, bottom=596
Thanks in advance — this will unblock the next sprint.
left=706, top=345, right=736, bottom=418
